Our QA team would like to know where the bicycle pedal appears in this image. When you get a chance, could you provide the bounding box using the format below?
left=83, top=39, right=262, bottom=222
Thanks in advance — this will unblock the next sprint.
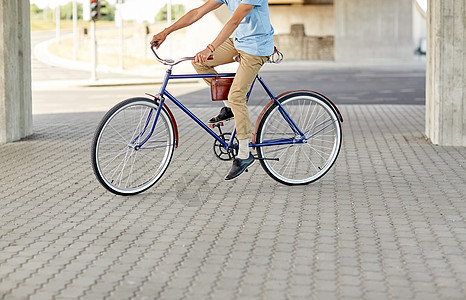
left=208, top=122, right=224, bottom=128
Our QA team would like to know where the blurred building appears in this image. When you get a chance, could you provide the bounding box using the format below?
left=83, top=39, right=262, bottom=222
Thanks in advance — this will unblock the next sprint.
left=103, top=0, right=428, bottom=61
left=270, top=0, right=426, bottom=61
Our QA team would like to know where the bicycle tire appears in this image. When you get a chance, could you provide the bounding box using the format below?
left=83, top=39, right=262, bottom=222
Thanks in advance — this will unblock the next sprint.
left=255, top=91, right=342, bottom=185
left=91, top=98, right=175, bottom=195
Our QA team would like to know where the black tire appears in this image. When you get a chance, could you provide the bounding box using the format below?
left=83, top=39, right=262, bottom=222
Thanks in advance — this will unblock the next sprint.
left=255, top=91, right=342, bottom=185
left=91, top=98, right=175, bottom=195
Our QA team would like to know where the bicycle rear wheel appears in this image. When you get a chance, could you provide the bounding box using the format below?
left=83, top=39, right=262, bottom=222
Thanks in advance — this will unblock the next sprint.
left=91, top=98, right=175, bottom=195
left=255, top=91, right=342, bottom=185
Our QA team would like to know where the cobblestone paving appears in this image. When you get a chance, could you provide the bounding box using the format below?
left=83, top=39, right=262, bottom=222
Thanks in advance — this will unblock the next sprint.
left=0, top=105, right=465, bottom=299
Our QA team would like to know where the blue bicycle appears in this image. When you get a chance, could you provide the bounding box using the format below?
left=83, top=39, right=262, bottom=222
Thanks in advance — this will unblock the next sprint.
left=91, top=46, right=343, bottom=195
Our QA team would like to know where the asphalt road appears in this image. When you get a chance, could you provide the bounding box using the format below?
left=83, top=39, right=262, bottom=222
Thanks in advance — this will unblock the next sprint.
left=183, top=65, right=426, bottom=108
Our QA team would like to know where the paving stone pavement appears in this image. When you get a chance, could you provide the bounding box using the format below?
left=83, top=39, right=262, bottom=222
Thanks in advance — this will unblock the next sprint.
left=1, top=103, right=466, bottom=300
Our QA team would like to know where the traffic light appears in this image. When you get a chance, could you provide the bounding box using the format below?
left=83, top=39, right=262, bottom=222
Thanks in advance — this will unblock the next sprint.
left=90, top=0, right=99, bottom=21
left=90, top=0, right=107, bottom=21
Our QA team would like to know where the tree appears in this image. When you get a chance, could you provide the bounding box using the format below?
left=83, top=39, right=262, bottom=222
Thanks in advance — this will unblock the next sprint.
left=155, top=4, right=185, bottom=23
left=59, top=2, right=83, bottom=20
left=29, top=1, right=115, bottom=21
left=30, top=3, right=42, bottom=16
left=99, top=1, right=116, bottom=21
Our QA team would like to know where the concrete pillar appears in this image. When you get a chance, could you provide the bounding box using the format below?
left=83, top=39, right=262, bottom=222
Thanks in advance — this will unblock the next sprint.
left=426, top=0, right=466, bottom=146
left=0, top=0, right=33, bottom=143
left=334, top=0, right=413, bottom=61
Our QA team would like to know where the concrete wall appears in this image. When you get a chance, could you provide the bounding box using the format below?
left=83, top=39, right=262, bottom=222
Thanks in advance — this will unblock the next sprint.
left=274, top=24, right=334, bottom=60
left=269, top=4, right=334, bottom=36
left=426, top=0, right=466, bottom=146
left=270, top=4, right=335, bottom=60
left=0, top=0, right=33, bottom=143
left=334, top=0, right=413, bottom=61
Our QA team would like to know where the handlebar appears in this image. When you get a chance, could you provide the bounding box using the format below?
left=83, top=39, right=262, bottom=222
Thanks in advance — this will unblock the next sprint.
left=150, top=44, right=213, bottom=66
left=150, top=43, right=282, bottom=66
left=150, top=45, right=194, bottom=66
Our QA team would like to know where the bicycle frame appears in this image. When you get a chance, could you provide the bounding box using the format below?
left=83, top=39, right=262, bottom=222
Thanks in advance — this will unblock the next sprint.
left=92, top=45, right=344, bottom=194
left=138, top=67, right=307, bottom=151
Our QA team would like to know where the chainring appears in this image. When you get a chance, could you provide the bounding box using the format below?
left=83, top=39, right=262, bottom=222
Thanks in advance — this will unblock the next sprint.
left=213, top=133, right=238, bottom=161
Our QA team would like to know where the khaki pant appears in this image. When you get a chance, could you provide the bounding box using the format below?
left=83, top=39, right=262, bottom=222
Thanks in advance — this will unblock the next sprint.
left=192, top=39, right=269, bottom=140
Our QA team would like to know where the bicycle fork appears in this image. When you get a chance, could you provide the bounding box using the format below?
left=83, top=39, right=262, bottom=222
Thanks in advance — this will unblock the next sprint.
left=132, top=67, right=174, bottom=150
left=131, top=97, right=166, bottom=150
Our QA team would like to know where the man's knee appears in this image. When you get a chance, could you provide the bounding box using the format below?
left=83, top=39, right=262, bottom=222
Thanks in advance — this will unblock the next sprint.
left=228, top=83, right=250, bottom=105
left=191, top=61, right=203, bottom=71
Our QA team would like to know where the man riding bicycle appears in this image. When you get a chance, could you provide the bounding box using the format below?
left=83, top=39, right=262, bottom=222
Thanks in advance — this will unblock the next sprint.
left=150, top=0, right=275, bottom=180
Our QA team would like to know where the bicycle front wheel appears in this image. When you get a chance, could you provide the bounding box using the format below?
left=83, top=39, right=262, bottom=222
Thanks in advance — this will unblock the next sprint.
left=255, top=91, right=342, bottom=185
left=91, top=98, right=175, bottom=195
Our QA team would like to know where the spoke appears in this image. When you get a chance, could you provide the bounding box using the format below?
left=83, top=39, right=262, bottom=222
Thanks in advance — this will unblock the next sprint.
left=109, top=123, right=130, bottom=145
left=269, top=144, right=294, bottom=169
left=99, top=147, right=131, bottom=155
left=306, top=117, right=333, bottom=133
left=129, top=107, right=144, bottom=141
left=304, top=109, right=327, bottom=136
left=310, top=137, right=336, bottom=144
left=126, top=149, right=138, bottom=188
left=100, top=147, right=128, bottom=171
left=279, top=145, right=299, bottom=178
left=99, top=141, right=130, bottom=146
left=267, top=120, right=289, bottom=134
left=147, top=125, right=168, bottom=141
left=123, top=107, right=135, bottom=140
left=312, top=122, right=336, bottom=137
left=305, top=143, right=329, bottom=160
left=309, top=126, right=337, bottom=139
left=302, top=102, right=318, bottom=136
left=107, top=147, right=131, bottom=184
left=133, top=149, right=164, bottom=166
left=116, top=148, right=134, bottom=187
left=131, top=107, right=153, bottom=144
left=300, top=144, right=320, bottom=172
left=309, top=143, right=334, bottom=151
left=303, top=102, right=315, bottom=130
left=297, top=101, right=313, bottom=133
left=307, top=120, right=338, bottom=139
left=264, top=144, right=294, bottom=155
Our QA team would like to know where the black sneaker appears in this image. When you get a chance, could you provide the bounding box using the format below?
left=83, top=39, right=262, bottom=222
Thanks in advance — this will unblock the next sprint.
left=208, top=107, right=234, bottom=124
left=225, top=153, right=255, bottom=180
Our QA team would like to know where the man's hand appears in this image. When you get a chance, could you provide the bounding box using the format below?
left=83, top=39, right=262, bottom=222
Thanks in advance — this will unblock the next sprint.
left=194, top=48, right=213, bottom=63
left=150, top=30, right=168, bottom=48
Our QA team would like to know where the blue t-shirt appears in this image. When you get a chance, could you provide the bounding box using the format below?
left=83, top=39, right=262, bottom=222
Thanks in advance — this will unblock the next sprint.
left=215, top=0, right=275, bottom=57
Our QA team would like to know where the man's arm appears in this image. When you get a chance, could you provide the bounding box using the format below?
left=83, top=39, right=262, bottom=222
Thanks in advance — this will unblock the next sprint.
left=195, top=3, right=254, bottom=62
left=211, top=4, right=254, bottom=50
left=151, top=0, right=222, bottom=47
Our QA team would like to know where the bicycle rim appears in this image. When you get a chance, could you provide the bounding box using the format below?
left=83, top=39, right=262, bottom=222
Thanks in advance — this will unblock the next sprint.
left=92, top=99, right=174, bottom=195
left=257, top=93, right=342, bottom=185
